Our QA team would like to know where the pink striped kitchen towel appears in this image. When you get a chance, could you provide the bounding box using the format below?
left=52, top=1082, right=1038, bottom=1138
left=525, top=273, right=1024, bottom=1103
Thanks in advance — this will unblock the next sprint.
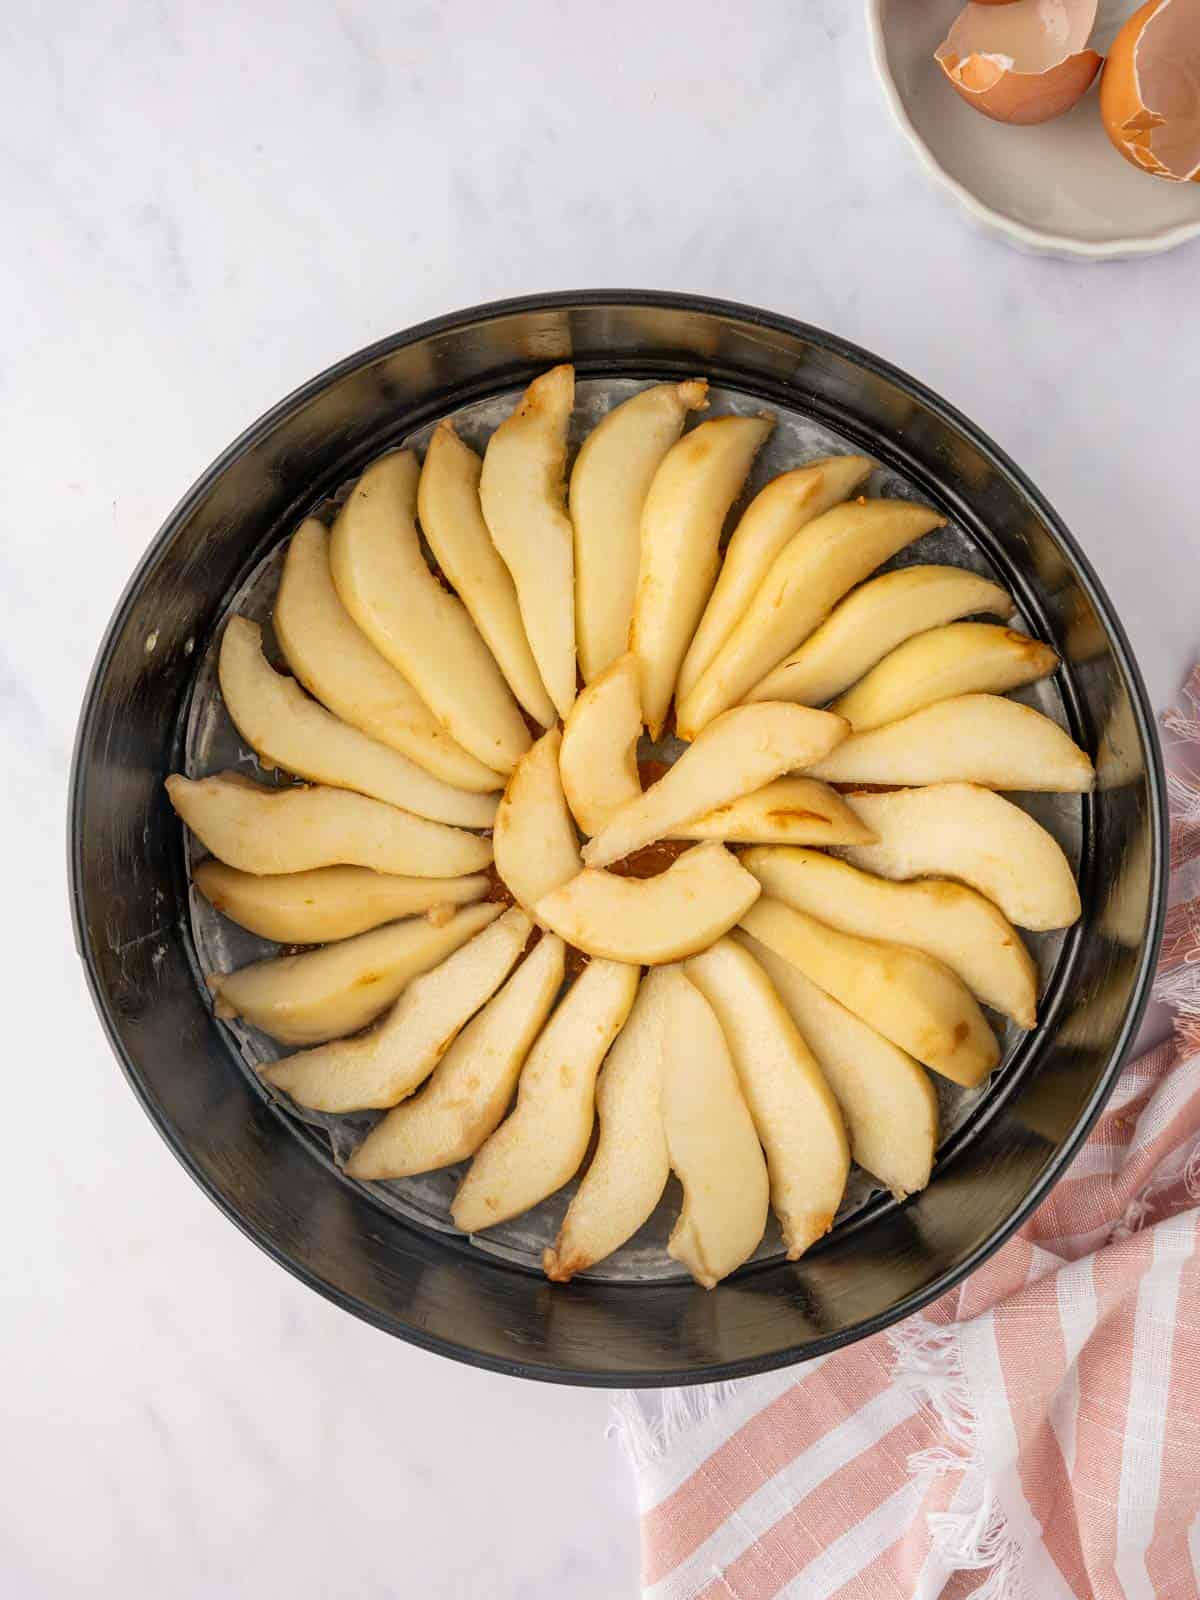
left=615, top=674, right=1200, bottom=1600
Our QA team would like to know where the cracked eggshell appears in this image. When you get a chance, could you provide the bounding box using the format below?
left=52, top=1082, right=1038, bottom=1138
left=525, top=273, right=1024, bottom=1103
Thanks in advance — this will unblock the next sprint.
left=936, top=0, right=1102, bottom=125
left=1100, top=0, right=1200, bottom=182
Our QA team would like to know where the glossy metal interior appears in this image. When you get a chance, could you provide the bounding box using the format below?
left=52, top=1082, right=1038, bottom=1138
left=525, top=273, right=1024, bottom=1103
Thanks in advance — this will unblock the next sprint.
left=69, top=293, right=1168, bottom=1385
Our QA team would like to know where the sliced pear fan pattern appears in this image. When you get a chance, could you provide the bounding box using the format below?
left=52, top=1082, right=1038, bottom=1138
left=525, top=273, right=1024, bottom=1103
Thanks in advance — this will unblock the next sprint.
left=167, top=368, right=1090, bottom=1289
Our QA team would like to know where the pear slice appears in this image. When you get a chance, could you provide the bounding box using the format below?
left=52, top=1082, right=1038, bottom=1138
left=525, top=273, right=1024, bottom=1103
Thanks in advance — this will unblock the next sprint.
left=736, top=931, right=937, bottom=1202
left=684, top=939, right=849, bottom=1259
left=273, top=520, right=502, bottom=792
left=842, top=783, right=1081, bottom=932
left=418, top=421, right=556, bottom=727
left=675, top=778, right=875, bottom=846
left=451, top=959, right=641, bottom=1233
left=631, top=413, right=774, bottom=738
left=218, top=617, right=497, bottom=829
left=559, top=652, right=642, bottom=835
left=557, top=667, right=868, bottom=847
left=742, top=846, right=1037, bottom=1027
left=543, top=970, right=671, bottom=1282
left=346, top=935, right=565, bottom=1180
left=677, top=455, right=874, bottom=703
left=739, top=898, right=998, bottom=1087
left=660, top=969, right=769, bottom=1288
left=192, top=860, right=488, bottom=944
left=810, top=694, right=1094, bottom=792
left=675, top=500, right=945, bottom=738
left=329, top=451, right=530, bottom=773
left=746, top=565, right=1014, bottom=708
left=570, top=380, right=709, bottom=683
left=209, top=901, right=502, bottom=1046
left=535, top=843, right=760, bottom=965
left=493, top=728, right=581, bottom=916
left=582, top=704, right=848, bottom=868
left=166, top=773, right=492, bottom=878
left=831, top=623, right=1059, bottom=732
left=263, top=907, right=530, bottom=1108
left=478, top=365, right=577, bottom=719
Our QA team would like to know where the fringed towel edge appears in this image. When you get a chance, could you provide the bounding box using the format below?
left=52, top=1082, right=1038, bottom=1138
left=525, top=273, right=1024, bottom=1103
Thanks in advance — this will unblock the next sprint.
left=888, top=1316, right=1027, bottom=1600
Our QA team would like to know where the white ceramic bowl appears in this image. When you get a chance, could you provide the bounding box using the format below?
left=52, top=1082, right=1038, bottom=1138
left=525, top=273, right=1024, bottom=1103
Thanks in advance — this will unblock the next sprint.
left=868, top=0, right=1200, bottom=261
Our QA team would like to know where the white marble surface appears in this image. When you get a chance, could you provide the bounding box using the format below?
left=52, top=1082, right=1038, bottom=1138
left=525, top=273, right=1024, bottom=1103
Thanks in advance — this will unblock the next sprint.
left=4, top=3, right=1198, bottom=1596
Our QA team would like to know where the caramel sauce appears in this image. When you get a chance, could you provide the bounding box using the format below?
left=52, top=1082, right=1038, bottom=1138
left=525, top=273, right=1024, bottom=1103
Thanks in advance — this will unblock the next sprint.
left=637, top=757, right=671, bottom=790
left=563, top=944, right=592, bottom=983
left=482, top=863, right=516, bottom=907
left=606, top=839, right=694, bottom=879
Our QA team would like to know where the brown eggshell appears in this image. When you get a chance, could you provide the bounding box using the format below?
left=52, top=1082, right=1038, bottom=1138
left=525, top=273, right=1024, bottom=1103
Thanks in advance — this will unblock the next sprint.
left=1100, top=0, right=1200, bottom=182
left=935, top=0, right=1102, bottom=126
left=936, top=44, right=1102, bottom=123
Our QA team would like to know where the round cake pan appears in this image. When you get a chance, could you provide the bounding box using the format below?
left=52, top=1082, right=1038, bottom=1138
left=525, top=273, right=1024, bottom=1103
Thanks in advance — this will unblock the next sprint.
left=69, top=292, right=1168, bottom=1386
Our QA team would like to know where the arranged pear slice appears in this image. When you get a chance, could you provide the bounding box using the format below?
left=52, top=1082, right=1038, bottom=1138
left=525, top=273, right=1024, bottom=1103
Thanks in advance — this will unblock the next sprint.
left=831, top=623, right=1059, bottom=732
left=418, top=421, right=556, bottom=727
left=810, top=694, right=1094, bottom=792
left=675, top=778, right=875, bottom=846
left=535, top=843, right=760, bottom=965
left=742, top=846, right=1037, bottom=1028
left=736, top=932, right=937, bottom=1202
left=273, top=520, right=502, bottom=792
left=346, top=935, right=565, bottom=1181
left=219, top=617, right=497, bottom=829
left=582, top=704, right=848, bottom=868
left=329, top=451, right=530, bottom=773
left=739, top=898, right=999, bottom=1087
left=493, top=728, right=581, bottom=916
left=660, top=969, right=769, bottom=1288
left=192, top=860, right=488, bottom=944
left=451, top=959, right=641, bottom=1233
left=478, top=365, right=577, bottom=719
left=677, top=455, right=874, bottom=702
left=570, top=380, right=709, bottom=683
left=543, top=970, right=671, bottom=1282
left=842, top=783, right=1082, bottom=931
left=263, top=907, right=530, bottom=1108
left=209, top=901, right=502, bottom=1047
left=559, top=652, right=642, bottom=835
left=676, top=500, right=945, bottom=738
left=746, top=565, right=1014, bottom=708
left=557, top=667, right=869, bottom=848
left=631, top=413, right=774, bottom=738
left=685, top=940, right=849, bottom=1259
left=166, top=773, right=492, bottom=878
